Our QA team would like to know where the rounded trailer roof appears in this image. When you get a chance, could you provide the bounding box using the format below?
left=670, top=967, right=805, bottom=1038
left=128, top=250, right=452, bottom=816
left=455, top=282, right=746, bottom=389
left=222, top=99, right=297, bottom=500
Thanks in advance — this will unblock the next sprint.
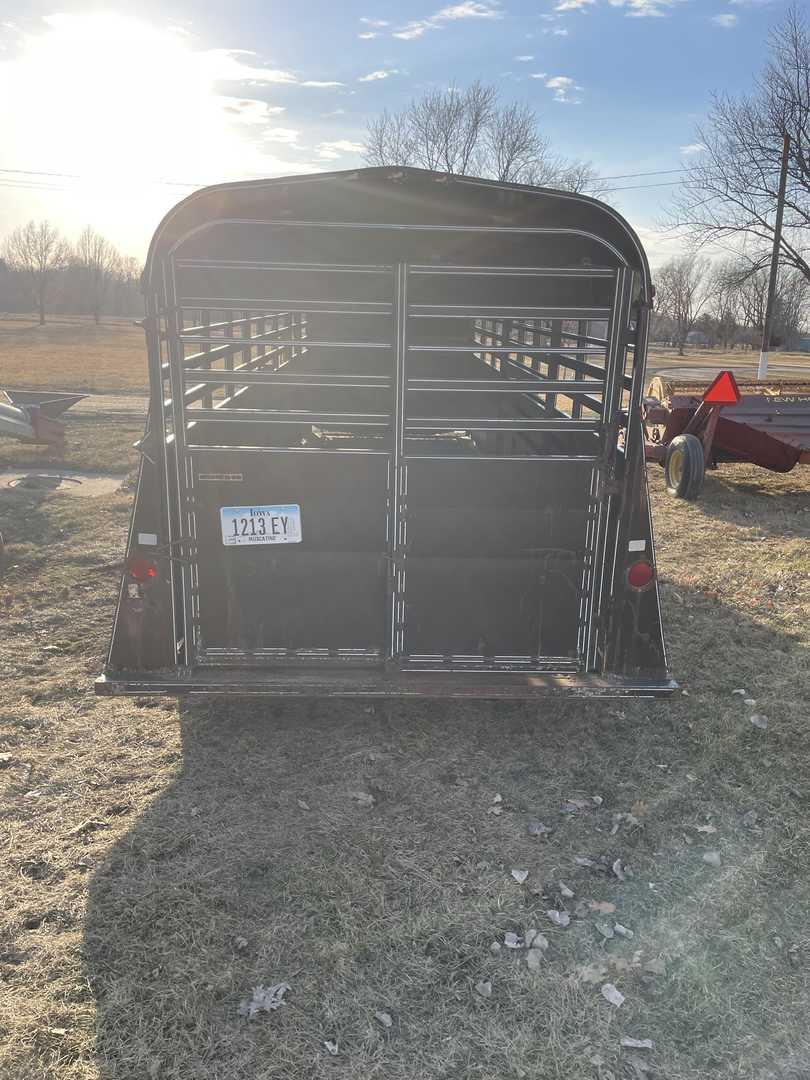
left=143, top=166, right=650, bottom=298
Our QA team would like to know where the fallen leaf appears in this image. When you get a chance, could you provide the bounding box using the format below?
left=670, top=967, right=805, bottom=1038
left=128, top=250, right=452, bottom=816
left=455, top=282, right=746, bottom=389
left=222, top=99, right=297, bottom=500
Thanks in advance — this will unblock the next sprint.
left=487, top=804, right=504, bottom=816
left=296, top=799, right=310, bottom=811
left=631, top=800, right=648, bottom=818
left=614, top=924, right=634, bottom=939
left=492, top=793, right=503, bottom=804
left=643, top=957, right=667, bottom=976
left=621, top=1038, right=654, bottom=1050
left=527, top=819, right=552, bottom=836
left=562, top=798, right=590, bottom=813
left=750, top=714, right=769, bottom=730
left=702, top=850, right=722, bottom=867
left=66, top=819, right=109, bottom=837
left=526, top=948, right=544, bottom=973
left=239, top=982, right=290, bottom=1019
left=324, top=1040, right=339, bottom=1056
left=578, top=962, right=608, bottom=984
left=511, top=869, right=529, bottom=884
left=526, top=931, right=548, bottom=951
left=743, top=698, right=756, bottom=707
left=475, top=980, right=492, bottom=998
left=559, top=881, right=575, bottom=899
left=601, top=982, right=625, bottom=1007
left=589, top=900, right=617, bottom=915
left=546, top=909, right=571, bottom=928
left=503, top=932, right=523, bottom=949
left=592, top=795, right=604, bottom=806
left=575, top=856, right=598, bottom=868
left=349, top=791, right=375, bottom=808
left=489, top=941, right=502, bottom=955
left=233, top=936, right=249, bottom=952
left=612, top=859, right=626, bottom=881
left=0, top=753, right=15, bottom=767
left=695, top=824, right=717, bottom=834
left=611, top=956, right=633, bottom=973
left=595, top=920, right=615, bottom=940
left=732, top=689, right=747, bottom=696
left=374, top=1011, right=393, bottom=1028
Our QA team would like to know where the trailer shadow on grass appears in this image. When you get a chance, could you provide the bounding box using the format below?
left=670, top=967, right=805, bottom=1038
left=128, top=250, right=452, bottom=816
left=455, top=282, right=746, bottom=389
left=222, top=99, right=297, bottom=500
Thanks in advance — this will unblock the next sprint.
left=82, top=588, right=810, bottom=1080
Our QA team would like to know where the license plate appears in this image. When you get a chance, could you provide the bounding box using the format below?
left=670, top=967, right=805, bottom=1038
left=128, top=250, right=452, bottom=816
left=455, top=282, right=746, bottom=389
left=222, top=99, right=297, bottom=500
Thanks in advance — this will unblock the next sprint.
left=220, top=504, right=302, bottom=546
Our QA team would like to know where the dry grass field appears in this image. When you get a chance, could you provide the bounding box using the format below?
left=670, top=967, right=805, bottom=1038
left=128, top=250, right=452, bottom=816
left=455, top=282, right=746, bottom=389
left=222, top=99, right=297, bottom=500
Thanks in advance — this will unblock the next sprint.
left=0, top=316, right=147, bottom=394
left=2, top=323, right=810, bottom=1079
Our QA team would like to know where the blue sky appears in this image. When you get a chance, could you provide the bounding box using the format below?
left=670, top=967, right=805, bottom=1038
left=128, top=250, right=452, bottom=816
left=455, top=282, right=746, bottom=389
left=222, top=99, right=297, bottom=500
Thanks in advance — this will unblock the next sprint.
left=0, top=0, right=792, bottom=263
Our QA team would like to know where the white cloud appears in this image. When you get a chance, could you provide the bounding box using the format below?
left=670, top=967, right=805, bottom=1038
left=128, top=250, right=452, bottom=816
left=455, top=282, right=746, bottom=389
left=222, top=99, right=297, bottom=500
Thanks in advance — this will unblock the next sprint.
left=300, top=79, right=343, bottom=87
left=316, top=139, right=365, bottom=160
left=711, top=12, right=738, bottom=26
left=680, top=142, right=706, bottom=155
left=263, top=127, right=302, bottom=146
left=358, top=31, right=378, bottom=38
left=393, top=1, right=501, bottom=41
left=543, top=75, right=582, bottom=103
left=608, top=0, right=679, bottom=16
left=514, top=54, right=534, bottom=60
left=358, top=69, right=398, bottom=81
left=529, top=71, right=549, bottom=79
left=218, top=97, right=286, bottom=124
left=554, top=0, right=595, bottom=11
left=544, top=27, right=570, bottom=34
left=360, top=17, right=391, bottom=26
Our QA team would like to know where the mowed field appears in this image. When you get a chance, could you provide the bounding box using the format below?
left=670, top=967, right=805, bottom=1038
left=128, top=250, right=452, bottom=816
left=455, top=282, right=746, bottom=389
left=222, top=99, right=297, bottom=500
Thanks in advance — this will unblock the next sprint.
left=1, top=322, right=810, bottom=1080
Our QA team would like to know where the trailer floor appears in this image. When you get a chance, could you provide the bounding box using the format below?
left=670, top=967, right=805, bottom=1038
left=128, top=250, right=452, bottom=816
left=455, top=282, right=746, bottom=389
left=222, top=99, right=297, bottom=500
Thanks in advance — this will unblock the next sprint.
left=1, top=450, right=810, bottom=1080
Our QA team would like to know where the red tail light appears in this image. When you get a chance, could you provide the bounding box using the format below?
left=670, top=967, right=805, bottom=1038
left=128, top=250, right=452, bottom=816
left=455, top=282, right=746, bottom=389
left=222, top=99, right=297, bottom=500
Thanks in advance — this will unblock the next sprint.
left=627, top=560, right=654, bottom=590
left=703, top=370, right=740, bottom=405
left=127, top=556, right=158, bottom=582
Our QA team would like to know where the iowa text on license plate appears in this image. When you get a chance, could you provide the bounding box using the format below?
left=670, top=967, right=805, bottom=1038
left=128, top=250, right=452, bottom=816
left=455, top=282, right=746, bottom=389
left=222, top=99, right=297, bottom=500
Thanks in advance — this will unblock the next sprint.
left=220, top=504, right=302, bottom=546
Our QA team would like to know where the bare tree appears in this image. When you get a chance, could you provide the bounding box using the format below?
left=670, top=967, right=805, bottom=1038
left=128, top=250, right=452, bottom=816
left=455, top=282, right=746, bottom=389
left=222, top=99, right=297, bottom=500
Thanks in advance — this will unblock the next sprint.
left=74, top=226, right=121, bottom=325
left=654, top=255, right=712, bottom=355
left=668, top=5, right=810, bottom=283
left=1, top=220, right=69, bottom=325
left=364, top=81, right=603, bottom=194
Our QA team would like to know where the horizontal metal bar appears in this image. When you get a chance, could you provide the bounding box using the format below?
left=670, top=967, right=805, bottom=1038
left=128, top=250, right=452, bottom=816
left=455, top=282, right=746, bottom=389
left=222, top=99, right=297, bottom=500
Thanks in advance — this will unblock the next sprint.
left=500, top=355, right=607, bottom=381
left=406, top=417, right=600, bottom=432
left=408, top=262, right=617, bottom=276
left=403, top=453, right=600, bottom=462
left=180, top=298, right=393, bottom=315
left=411, top=344, right=605, bottom=356
left=188, top=408, right=390, bottom=426
left=179, top=336, right=390, bottom=349
left=187, top=444, right=391, bottom=456
left=407, top=378, right=605, bottom=394
left=175, top=259, right=395, bottom=273
left=179, top=314, right=288, bottom=335
left=411, top=305, right=611, bottom=320
left=182, top=370, right=392, bottom=389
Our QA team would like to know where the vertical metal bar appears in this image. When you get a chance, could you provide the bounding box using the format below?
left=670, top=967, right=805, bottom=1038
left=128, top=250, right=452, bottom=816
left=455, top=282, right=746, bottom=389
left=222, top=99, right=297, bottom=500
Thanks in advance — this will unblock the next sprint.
left=165, top=259, right=196, bottom=668
left=202, top=309, right=212, bottom=409
left=572, top=319, right=587, bottom=419
left=387, top=262, right=408, bottom=660
left=585, top=267, right=634, bottom=671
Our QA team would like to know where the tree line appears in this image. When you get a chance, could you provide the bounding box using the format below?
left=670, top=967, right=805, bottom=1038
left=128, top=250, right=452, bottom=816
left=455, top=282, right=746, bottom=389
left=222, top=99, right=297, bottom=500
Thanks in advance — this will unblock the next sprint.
left=0, top=221, right=142, bottom=325
left=652, top=254, right=808, bottom=354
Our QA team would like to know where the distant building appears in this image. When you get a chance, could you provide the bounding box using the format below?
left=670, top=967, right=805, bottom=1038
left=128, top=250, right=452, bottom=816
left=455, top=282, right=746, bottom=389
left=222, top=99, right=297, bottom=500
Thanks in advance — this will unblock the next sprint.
left=686, top=330, right=711, bottom=347
left=797, top=336, right=810, bottom=353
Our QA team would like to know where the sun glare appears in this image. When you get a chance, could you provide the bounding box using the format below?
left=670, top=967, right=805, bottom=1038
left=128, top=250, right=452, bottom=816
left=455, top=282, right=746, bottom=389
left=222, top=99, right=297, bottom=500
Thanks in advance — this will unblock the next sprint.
left=0, top=13, right=317, bottom=252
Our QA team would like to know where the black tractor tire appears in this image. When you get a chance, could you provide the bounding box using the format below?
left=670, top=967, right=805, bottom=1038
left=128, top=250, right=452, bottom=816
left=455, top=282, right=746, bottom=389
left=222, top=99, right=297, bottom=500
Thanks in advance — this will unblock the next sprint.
left=664, top=433, right=705, bottom=500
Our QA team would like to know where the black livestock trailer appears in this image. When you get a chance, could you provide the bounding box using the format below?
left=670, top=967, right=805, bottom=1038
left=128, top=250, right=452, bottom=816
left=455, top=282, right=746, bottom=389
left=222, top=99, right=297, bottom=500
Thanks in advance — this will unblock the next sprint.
left=96, top=167, right=675, bottom=699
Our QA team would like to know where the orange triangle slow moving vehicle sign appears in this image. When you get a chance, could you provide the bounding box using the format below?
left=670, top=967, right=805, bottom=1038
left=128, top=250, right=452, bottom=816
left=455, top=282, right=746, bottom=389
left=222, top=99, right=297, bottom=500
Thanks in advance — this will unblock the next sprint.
left=702, top=370, right=741, bottom=405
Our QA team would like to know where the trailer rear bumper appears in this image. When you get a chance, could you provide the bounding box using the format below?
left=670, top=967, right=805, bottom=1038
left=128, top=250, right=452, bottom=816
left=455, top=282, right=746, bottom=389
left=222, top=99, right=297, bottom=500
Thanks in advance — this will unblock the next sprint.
left=95, top=668, right=677, bottom=699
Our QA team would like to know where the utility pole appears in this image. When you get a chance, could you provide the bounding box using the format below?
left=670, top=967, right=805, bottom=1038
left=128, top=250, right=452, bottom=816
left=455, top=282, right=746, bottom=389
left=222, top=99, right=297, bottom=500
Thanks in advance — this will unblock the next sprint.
left=758, top=132, right=791, bottom=380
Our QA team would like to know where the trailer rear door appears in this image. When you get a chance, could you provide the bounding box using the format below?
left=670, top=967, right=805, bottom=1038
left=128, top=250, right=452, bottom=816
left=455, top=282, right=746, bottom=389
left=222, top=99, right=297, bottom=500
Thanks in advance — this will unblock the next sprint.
left=161, top=230, right=634, bottom=674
